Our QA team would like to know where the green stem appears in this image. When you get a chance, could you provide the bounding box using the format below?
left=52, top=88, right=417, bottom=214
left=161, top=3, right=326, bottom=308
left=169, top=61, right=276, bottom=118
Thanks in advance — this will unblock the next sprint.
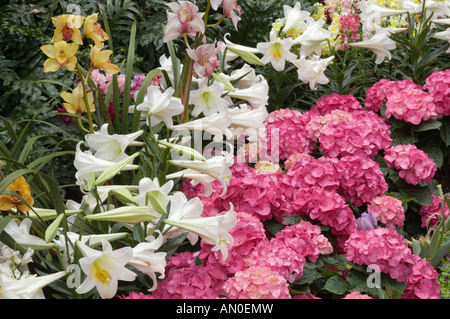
left=76, top=64, right=95, bottom=133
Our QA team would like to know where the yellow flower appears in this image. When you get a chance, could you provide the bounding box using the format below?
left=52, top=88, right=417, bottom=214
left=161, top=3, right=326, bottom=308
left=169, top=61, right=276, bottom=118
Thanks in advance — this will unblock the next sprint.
left=51, top=14, right=85, bottom=45
left=0, top=176, right=34, bottom=213
left=83, top=13, right=110, bottom=48
left=60, top=84, right=95, bottom=114
left=89, top=45, right=120, bottom=74
left=41, top=41, right=78, bottom=72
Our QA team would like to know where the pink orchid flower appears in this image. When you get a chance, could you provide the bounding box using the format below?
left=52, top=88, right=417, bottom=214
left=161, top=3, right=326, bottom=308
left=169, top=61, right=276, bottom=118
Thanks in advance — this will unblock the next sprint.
left=163, top=1, right=205, bottom=42
left=186, top=42, right=219, bottom=78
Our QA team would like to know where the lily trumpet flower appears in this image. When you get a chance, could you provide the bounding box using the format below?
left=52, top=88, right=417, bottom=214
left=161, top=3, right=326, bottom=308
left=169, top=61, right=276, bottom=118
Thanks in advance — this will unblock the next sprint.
left=169, top=111, right=232, bottom=142
left=133, top=177, right=174, bottom=208
left=73, top=142, right=139, bottom=189
left=4, top=219, right=56, bottom=251
left=227, top=78, right=269, bottom=109
left=189, top=77, right=231, bottom=117
left=169, top=152, right=233, bottom=196
left=359, top=1, right=408, bottom=34
left=127, top=231, right=166, bottom=292
left=134, top=86, right=184, bottom=128
left=76, top=239, right=136, bottom=299
left=0, top=270, right=67, bottom=299
left=281, top=2, right=310, bottom=37
left=257, top=30, right=297, bottom=71
left=292, top=18, right=331, bottom=57
left=227, top=104, right=268, bottom=141
left=84, top=124, right=144, bottom=162
left=163, top=205, right=237, bottom=260
left=292, top=55, right=334, bottom=91
left=349, top=28, right=397, bottom=64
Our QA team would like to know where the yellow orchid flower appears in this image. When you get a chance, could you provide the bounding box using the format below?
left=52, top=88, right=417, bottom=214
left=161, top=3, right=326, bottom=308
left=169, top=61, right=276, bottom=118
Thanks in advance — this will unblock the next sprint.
left=60, top=84, right=95, bottom=114
left=90, top=45, right=120, bottom=74
left=51, top=14, right=85, bottom=45
left=83, top=13, right=109, bottom=48
left=41, top=41, right=78, bottom=72
left=0, top=176, right=34, bottom=213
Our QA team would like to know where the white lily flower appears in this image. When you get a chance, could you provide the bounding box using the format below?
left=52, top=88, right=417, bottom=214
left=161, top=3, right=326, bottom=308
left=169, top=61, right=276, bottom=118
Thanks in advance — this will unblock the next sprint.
left=157, top=54, right=183, bottom=89
left=422, top=0, right=450, bottom=18
left=163, top=205, right=237, bottom=260
left=76, top=239, right=136, bottom=299
left=189, top=77, right=232, bottom=117
left=0, top=270, right=66, bottom=299
left=84, top=124, right=144, bottom=162
left=166, top=169, right=216, bottom=197
left=134, top=177, right=174, bottom=207
left=349, top=28, right=397, bottom=64
left=227, top=77, right=269, bottom=109
left=292, top=55, right=334, bottom=91
left=281, top=2, right=310, bottom=36
left=433, top=27, right=450, bottom=53
left=73, top=142, right=138, bottom=189
left=135, top=86, right=184, bottom=127
left=222, top=63, right=263, bottom=89
left=227, top=104, right=268, bottom=141
left=433, top=18, right=450, bottom=25
left=359, top=0, right=408, bottom=34
left=128, top=231, right=166, bottom=292
left=292, top=18, right=331, bottom=57
left=4, top=219, right=55, bottom=251
left=169, top=152, right=233, bottom=196
left=257, top=30, right=297, bottom=71
left=170, top=111, right=232, bottom=142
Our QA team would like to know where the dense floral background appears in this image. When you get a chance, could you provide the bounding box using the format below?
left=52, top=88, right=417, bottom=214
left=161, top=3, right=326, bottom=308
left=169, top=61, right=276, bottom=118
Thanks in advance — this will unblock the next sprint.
left=0, top=0, right=450, bottom=300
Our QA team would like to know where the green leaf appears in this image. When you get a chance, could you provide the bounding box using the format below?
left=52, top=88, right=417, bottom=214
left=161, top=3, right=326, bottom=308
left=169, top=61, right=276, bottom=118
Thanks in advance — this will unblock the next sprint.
left=421, top=146, right=443, bottom=168
left=121, top=20, right=137, bottom=134
left=440, top=117, right=450, bottom=147
left=399, top=184, right=432, bottom=206
left=323, top=275, right=350, bottom=295
left=412, top=120, right=442, bottom=132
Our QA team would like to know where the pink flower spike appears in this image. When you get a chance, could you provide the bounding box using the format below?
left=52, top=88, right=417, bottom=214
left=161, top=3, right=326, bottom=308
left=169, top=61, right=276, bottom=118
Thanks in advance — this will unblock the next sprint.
left=187, top=42, right=218, bottom=78
left=163, top=1, right=205, bottom=42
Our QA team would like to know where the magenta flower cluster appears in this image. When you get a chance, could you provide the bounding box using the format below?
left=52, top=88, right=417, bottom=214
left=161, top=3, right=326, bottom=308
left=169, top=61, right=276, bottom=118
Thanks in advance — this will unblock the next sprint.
left=345, top=227, right=441, bottom=299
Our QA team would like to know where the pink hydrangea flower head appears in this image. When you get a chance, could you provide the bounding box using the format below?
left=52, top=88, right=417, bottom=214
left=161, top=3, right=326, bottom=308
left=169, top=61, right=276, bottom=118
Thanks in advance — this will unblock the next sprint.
left=402, top=254, right=441, bottom=299
left=338, top=154, right=388, bottom=206
left=120, top=292, right=154, bottom=299
left=365, top=79, right=422, bottom=112
left=344, top=227, right=412, bottom=282
left=311, top=93, right=363, bottom=115
left=254, top=161, right=283, bottom=174
left=418, top=194, right=450, bottom=228
left=151, top=251, right=228, bottom=299
left=424, top=69, right=450, bottom=117
left=287, top=156, right=341, bottom=191
left=384, top=144, right=436, bottom=185
left=367, top=195, right=405, bottom=229
left=385, top=87, right=437, bottom=125
left=223, top=266, right=291, bottom=299
left=307, top=109, right=392, bottom=158
left=342, top=291, right=373, bottom=299
left=163, top=1, right=205, bottom=42
left=264, top=108, right=315, bottom=160
left=293, top=186, right=356, bottom=245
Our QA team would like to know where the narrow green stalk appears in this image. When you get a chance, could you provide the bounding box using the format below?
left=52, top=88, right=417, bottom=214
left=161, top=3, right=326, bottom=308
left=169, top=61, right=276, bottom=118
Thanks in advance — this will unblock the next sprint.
left=76, top=65, right=95, bottom=133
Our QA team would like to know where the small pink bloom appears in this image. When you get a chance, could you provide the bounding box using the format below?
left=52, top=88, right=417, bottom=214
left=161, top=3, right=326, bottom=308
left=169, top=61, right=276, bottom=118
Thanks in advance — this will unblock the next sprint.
left=187, top=42, right=218, bottom=78
left=223, top=0, right=242, bottom=30
left=163, top=1, right=205, bottom=42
